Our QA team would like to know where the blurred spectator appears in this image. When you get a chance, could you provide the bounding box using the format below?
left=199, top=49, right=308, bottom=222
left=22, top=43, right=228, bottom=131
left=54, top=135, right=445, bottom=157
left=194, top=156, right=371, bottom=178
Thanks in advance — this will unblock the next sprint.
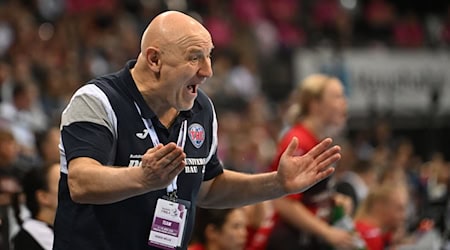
left=335, top=159, right=378, bottom=214
left=12, top=163, right=60, bottom=250
left=243, top=201, right=275, bottom=250
left=0, top=83, right=48, bottom=159
left=361, top=0, right=396, bottom=45
left=0, top=59, right=13, bottom=103
left=266, top=0, right=305, bottom=47
left=379, top=138, right=427, bottom=232
left=0, top=128, right=23, bottom=250
left=441, top=5, right=450, bottom=44
left=332, top=139, right=357, bottom=179
left=310, top=0, right=341, bottom=44
left=231, top=0, right=264, bottom=27
left=189, top=207, right=247, bottom=250
left=0, top=127, right=27, bottom=182
left=35, top=127, right=61, bottom=166
left=266, top=74, right=353, bottom=250
left=203, top=3, right=234, bottom=49
left=421, top=153, right=450, bottom=234
left=354, top=183, right=409, bottom=250
left=393, top=12, right=425, bottom=48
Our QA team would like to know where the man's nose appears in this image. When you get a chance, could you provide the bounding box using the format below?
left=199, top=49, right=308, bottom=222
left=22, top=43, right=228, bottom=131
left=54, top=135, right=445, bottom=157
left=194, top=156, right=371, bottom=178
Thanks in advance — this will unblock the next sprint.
left=198, top=58, right=213, bottom=78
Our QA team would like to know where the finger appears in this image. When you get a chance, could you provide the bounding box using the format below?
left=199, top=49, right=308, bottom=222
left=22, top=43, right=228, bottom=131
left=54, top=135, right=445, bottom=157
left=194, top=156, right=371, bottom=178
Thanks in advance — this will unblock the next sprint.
left=165, top=150, right=185, bottom=166
left=167, top=155, right=186, bottom=179
left=314, top=145, right=341, bottom=165
left=306, top=138, right=333, bottom=159
left=316, top=153, right=341, bottom=171
left=160, top=147, right=185, bottom=165
left=314, top=166, right=334, bottom=181
left=152, top=142, right=179, bottom=160
left=142, top=143, right=180, bottom=168
left=283, top=137, right=299, bottom=157
left=145, top=144, right=163, bottom=154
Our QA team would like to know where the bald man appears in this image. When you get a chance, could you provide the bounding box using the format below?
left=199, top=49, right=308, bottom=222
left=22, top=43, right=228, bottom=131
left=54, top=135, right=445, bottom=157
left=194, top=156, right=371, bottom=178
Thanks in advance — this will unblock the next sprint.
left=54, top=11, right=340, bottom=250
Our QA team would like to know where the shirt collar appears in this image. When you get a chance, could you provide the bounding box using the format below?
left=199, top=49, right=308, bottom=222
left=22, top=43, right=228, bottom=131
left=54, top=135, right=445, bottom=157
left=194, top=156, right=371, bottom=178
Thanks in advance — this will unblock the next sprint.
left=119, top=60, right=202, bottom=119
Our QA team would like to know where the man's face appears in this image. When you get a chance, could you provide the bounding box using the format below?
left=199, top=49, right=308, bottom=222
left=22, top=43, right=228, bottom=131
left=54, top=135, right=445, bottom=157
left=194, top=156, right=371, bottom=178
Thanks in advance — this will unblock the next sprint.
left=158, top=29, right=214, bottom=111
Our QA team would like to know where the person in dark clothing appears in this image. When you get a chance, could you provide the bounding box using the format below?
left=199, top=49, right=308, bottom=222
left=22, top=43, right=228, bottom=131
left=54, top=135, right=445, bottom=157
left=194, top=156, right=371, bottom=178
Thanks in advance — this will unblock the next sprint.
left=12, top=163, right=59, bottom=250
left=53, top=10, right=341, bottom=250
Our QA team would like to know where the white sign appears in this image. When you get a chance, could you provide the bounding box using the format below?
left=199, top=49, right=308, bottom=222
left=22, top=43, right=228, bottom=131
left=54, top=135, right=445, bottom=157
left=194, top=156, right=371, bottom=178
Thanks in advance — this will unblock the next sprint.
left=294, top=49, right=450, bottom=116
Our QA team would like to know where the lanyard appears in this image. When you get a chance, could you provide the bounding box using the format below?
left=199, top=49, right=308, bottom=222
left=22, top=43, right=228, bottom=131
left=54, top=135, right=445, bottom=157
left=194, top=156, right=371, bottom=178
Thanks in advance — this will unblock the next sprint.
left=135, top=103, right=187, bottom=195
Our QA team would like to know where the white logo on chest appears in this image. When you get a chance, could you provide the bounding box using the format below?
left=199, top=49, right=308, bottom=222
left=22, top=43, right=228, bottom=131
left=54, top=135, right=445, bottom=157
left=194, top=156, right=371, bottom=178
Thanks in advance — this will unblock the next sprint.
left=135, top=129, right=148, bottom=139
left=184, top=166, right=198, bottom=173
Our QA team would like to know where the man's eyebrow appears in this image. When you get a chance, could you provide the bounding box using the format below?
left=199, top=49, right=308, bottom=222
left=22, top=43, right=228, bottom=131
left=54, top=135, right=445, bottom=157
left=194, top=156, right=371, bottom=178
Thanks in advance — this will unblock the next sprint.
left=187, top=47, right=214, bottom=55
left=187, top=49, right=203, bottom=54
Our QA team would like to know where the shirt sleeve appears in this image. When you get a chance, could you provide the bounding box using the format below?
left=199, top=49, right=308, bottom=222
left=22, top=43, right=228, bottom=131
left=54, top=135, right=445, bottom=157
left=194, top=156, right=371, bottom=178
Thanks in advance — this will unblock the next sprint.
left=202, top=95, right=223, bottom=181
left=203, top=149, right=223, bottom=181
left=62, top=122, right=114, bottom=165
left=60, top=84, right=116, bottom=165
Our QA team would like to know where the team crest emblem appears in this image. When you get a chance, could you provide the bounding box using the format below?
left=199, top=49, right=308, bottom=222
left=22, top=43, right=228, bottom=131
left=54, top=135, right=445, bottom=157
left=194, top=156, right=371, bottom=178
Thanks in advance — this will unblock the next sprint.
left=188, top=123, right=205, bottom=148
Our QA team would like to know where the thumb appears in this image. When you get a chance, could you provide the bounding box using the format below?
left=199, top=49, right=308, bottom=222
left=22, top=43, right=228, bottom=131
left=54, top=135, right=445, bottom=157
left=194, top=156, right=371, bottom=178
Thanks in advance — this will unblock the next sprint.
left=283, top=137, right=299, bottom=157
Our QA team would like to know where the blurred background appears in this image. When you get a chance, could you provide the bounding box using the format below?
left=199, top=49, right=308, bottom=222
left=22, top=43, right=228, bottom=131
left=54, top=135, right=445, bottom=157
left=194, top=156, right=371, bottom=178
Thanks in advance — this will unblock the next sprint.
left=0, top=0, right=449, bottom=249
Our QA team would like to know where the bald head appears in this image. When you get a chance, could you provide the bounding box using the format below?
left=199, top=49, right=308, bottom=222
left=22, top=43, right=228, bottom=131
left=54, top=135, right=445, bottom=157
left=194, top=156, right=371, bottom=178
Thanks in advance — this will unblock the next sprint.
left=140, top=11, right=212, bottom=53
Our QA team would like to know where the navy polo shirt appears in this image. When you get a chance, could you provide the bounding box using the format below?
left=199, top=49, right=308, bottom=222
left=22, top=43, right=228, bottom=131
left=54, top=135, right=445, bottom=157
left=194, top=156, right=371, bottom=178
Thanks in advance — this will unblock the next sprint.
left=54, top=60, right=223, bottom=250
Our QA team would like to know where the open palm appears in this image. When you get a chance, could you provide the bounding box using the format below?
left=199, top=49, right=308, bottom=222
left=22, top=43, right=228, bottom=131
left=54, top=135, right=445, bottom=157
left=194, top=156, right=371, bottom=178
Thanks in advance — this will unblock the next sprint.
left=277, top=137, right=341, bottom=194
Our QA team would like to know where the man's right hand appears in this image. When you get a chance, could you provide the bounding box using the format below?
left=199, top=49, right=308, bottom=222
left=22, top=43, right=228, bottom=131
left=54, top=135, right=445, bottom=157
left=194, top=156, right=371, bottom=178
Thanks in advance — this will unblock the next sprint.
left=140, top=142, right=186, bottom=190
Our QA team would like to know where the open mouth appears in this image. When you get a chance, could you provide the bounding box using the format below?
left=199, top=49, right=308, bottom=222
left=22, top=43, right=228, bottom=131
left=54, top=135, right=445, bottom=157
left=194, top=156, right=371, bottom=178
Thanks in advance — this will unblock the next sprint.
left=187, top=84, right=197, bottom=94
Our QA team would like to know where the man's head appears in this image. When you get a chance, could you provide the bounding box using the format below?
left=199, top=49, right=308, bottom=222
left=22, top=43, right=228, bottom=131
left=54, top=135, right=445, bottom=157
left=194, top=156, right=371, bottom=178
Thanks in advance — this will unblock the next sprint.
left=134, top=11, right=214, bottom=111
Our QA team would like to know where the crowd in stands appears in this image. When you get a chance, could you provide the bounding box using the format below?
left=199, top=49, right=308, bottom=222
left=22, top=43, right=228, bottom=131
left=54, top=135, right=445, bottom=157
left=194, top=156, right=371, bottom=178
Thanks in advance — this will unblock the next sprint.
left=0, top=0, right=449, bottom=249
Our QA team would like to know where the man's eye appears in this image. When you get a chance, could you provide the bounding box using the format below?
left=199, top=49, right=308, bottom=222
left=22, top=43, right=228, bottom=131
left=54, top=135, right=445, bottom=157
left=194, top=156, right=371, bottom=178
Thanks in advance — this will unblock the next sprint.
left=190, top=56, right=199, bottom=61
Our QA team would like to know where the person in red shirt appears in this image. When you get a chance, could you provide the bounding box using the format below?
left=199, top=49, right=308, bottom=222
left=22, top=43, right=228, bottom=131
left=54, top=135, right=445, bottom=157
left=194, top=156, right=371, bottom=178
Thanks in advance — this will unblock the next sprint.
left=243, top=201, right=275, bottom=250
left=266, top=74, right=353, bottom=250
left=354, top=183, right=409, bottom=250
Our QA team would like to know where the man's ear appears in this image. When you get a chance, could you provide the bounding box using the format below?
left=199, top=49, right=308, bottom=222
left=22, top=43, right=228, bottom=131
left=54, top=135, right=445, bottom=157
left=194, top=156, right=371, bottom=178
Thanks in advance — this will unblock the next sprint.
left=145, top=47, right=161, bottom=73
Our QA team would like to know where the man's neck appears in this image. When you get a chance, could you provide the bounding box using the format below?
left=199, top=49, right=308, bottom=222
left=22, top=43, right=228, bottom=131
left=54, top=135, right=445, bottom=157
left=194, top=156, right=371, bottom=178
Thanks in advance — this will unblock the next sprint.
left=158, top=108, right=180, bottom=128
left=141, top=94, right=179, bottom=128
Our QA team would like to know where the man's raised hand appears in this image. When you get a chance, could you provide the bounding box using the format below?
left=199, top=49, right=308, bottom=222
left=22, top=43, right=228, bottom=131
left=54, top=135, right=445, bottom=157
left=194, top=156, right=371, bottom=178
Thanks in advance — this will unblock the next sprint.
left=277, top=137, right=340, bottom=194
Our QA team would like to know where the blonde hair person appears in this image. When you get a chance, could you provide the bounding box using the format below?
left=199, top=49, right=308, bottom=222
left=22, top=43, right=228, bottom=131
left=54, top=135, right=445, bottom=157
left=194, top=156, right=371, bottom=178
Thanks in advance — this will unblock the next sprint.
left=267, top=74, right=352, bottom=250
left=284, top=74, right=347, bottom=137
left=354, top=183, right=409, bottom=250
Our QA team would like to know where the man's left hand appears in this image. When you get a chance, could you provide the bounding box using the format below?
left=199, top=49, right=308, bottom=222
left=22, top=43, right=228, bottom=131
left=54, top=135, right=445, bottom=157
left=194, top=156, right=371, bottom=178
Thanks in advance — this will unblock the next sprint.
left=277, top=137, right=340, bottom=194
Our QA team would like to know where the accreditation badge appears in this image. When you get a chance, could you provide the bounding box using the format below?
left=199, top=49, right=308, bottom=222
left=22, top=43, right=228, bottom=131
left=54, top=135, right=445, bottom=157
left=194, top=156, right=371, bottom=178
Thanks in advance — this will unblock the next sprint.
left=148, top=198, right=190, bottom=249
